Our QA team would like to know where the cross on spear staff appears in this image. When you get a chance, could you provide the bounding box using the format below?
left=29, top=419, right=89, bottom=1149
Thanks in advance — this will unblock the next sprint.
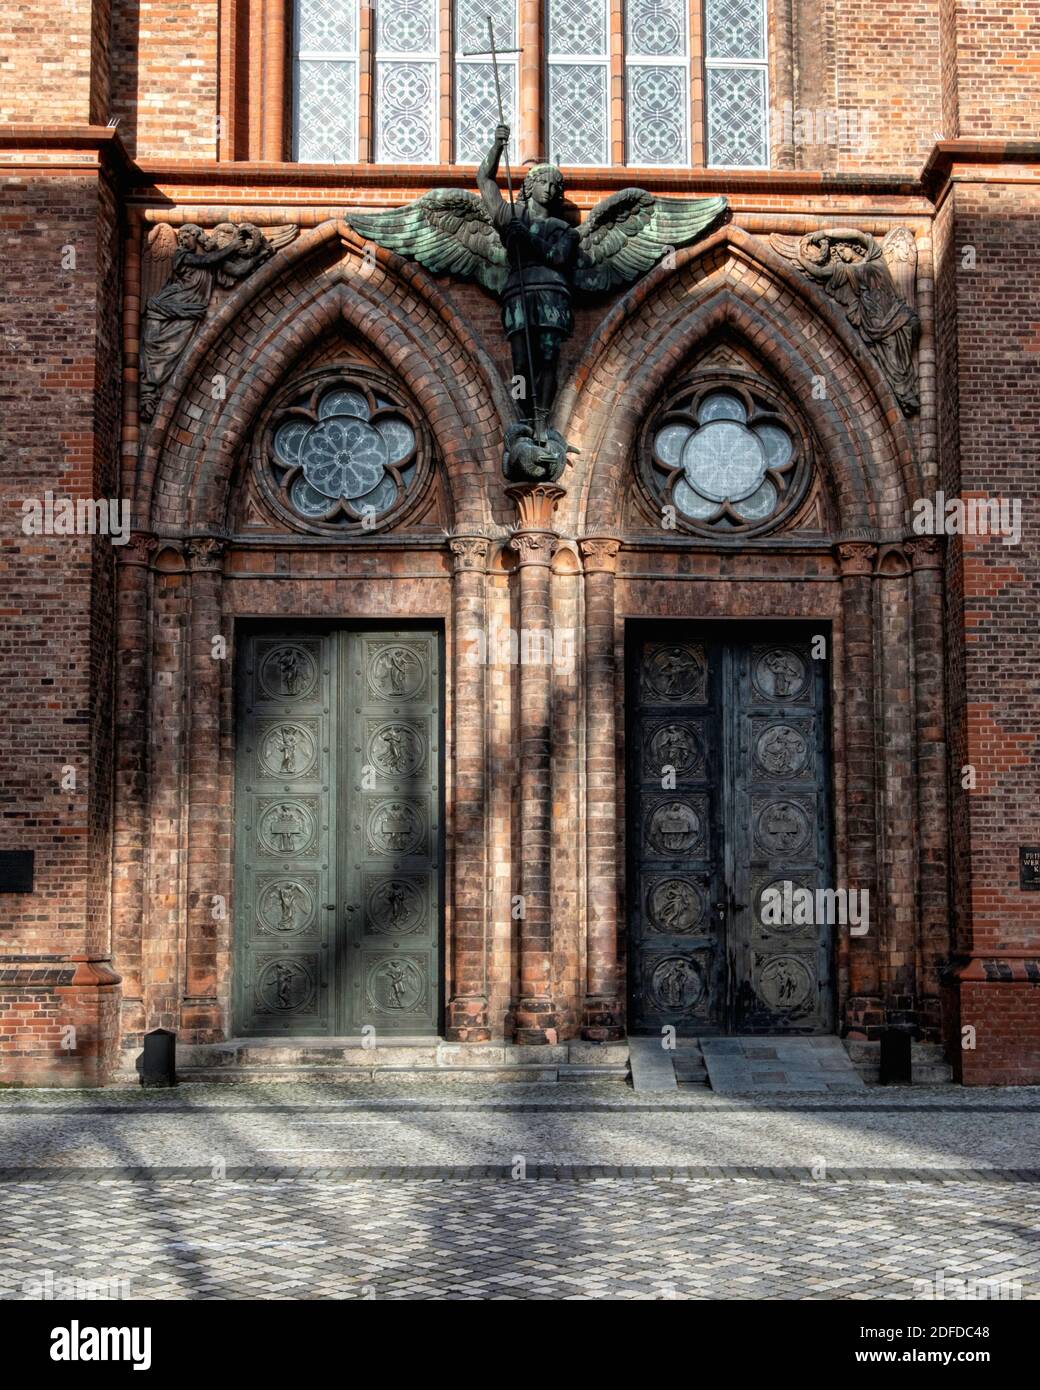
left=463, top=16, right=547, bottom=445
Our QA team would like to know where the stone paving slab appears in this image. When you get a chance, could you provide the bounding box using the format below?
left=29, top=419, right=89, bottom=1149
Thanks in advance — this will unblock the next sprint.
left=628, top=1038, right=679, bottom=1092
left=702, top=1037, right=867, bottom=1093
left=0, top=1177, right=1036, bottom=1301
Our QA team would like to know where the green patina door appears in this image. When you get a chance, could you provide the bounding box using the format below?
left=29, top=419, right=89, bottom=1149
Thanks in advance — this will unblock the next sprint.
left=627, top=623, right=834, bottom=1035
left=234, top=626, right=442, bottom=1036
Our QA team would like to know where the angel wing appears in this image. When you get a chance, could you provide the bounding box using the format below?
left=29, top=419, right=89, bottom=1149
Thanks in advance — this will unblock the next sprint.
left=881, top=226, right=917, bottom=311
left=345, top=190, right=508, bottom=294
left=264, top=224, right=299, bottom=253
left=141, top=222, right=179, bottom=305
left=769, top=233, right=805, bottom=265
left=574, top=191, right=727, bottom=293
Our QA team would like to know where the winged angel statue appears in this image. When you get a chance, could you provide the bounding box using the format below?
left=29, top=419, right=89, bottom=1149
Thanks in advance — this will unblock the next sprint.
left=770, top=227, right=920, bottom=414
left=347, top=125, right=727, bottom=482
left=139, top=221, right=297, bottom=421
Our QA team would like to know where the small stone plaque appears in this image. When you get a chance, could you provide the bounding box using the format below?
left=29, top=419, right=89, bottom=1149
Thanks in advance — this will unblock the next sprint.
left=0, top=850, right=33, bottom=893
left=1020, top=847, right=1040, bottom=891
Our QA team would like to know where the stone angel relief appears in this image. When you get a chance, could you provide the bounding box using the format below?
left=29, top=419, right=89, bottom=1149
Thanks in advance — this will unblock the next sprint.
left=139, top=221, right=298, bottom=422
left=347, top=125, right=727, bottom=482
left=770, top=226, right=920, bottom=414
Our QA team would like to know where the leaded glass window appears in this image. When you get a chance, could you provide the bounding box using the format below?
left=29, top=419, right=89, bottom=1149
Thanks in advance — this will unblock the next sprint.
left=293, top=0, right=359, bottom=162
left=374, top=0, right=439, bottom=163
left=546, top=0, right=610, bottom=166
left=640, top=381, right=810, bottom=536
left=625, top=0, right=689, bottom=165
left=261, top=370, right=428, bottom=532
left=455, top=0, right=519, bottom=164
left=704, top=0, right=769, bottom=167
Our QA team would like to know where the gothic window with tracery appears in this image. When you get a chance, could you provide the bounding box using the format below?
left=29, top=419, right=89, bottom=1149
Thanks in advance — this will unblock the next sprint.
left=259, top=369, right=429, bottom=533
left=639, top=380, right=811, bottom=536
left=704, top=0, right=770, bottom=167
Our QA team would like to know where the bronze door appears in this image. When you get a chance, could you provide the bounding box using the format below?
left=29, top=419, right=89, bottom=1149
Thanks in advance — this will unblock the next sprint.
left=234, top=626, right=442, bottom=1036
left=627, top=625, right=833, bottom=1035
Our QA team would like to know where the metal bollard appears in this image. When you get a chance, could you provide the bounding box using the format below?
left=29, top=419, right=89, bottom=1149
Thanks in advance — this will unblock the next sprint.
left=141, top=1028, right=177, bottom=1088
left=878, top=1027, right=912, bottom=1085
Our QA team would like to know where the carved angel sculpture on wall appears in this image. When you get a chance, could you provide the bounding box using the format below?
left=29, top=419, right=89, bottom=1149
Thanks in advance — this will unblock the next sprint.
left=139, top=221, right=297, bottom=422
left=770, top=227, right=920, bottom=414
left=347, top=126, right=727, bottom=482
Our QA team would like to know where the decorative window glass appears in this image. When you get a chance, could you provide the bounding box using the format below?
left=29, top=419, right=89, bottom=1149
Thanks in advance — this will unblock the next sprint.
left=546, top=0, right=610, bottom=166
left=704, top=0, right=769, bottom=167
left=455, top=0, right=519, bottom=164
left=293, top=0, right=359, bottom=162
left=625, top=0, right=689, bottom=165
left=640, top=381, right=810, bottom=536
left=261, top=370, right=429, bottom=532
left=374, top=0, right=439, bottom=163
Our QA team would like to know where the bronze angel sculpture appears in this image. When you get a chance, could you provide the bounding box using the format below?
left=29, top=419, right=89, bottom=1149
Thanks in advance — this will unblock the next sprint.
left=347, top=125, right=727, bottom=482
left=770, top=226, right=920, bottom=414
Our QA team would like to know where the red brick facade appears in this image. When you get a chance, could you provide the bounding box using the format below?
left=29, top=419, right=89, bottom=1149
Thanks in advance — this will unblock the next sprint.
left=1, top=2, right=1038, bottom=1084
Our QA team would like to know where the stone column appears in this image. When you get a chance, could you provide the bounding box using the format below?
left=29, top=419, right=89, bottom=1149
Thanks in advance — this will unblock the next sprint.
left=183, top=537, right=227, bottom=1040
left=508, top=483, right=564, bottom=1043
left=835, top=539, right=882, bottom=1035
left=446, top=532, right=492, bottom=1042
left=579, top=536, right=625, bottom=1040
left=906, top=536, right=949, bottom=1038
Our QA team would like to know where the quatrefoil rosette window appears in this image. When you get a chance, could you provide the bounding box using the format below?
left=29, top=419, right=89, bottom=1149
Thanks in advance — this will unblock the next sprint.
left=640, top=382, right=811, bottom=536
left=261, top=371, right=428, bottom=532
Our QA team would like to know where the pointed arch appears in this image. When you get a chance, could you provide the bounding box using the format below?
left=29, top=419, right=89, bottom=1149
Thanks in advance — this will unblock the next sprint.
left=554, top=224, right=921, bottom=537
left=137, top=221, right=515, bottom=535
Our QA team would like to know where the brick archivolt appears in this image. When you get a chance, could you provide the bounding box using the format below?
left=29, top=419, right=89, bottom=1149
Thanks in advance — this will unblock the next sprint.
left=137, top=220, right=512, bottom=536
left=555, top=225, right=921, bottom=540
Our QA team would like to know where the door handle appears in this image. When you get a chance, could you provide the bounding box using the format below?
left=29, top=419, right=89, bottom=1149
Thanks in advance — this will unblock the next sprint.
left=712, top=900, right=726, bottom=921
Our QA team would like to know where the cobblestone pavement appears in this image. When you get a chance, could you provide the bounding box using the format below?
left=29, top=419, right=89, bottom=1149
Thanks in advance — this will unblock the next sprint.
left=1, top=1083, right=1038, bottom=1300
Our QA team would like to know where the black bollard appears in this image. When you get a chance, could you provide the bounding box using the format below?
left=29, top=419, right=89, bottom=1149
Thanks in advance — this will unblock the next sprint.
left=878, top=1028, right=912, bottom=1085
left=141, top=1028, right=177, bottom=1087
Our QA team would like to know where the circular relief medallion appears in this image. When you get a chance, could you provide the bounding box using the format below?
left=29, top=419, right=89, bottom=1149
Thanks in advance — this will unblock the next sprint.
left=256, top=958, right=316, bottom=1013
left=258, top=723, right=317, bottom=779
left=648, top=723, right=703, bottom=778
left=755, top=800, right=811, bottom=857
left=755, top=724, right=809, bottom=778
left=257, top=878, right=315, bottom=935
left=647, top=800, right=703, bottom=855
left=368, top=799, right=425, bottom=857
left=257, top=800, right=316, bottom=857
left=648, top=878, right=706, bottom=934
left=755, top=876, right=813, bottom=934
left=644, top=645, right=705, bottom=702
left=368, top=722, right=425, bottom=779
left=368, top=956, right=425, bottom=1013
left=367, top=878, right=425, bottom=935
left=753, top=648, right=808, bottom=702
left=259, top=644, right=318, bottom=701
left=757, top=955, right=814, bottom=1012
left=649, top=955, right=705, bottom=1013
left=368, top=644, right=425, bottom=701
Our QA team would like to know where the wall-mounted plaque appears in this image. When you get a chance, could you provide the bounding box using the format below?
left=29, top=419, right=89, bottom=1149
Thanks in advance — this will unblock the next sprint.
left=1020, top=847, right=1040, bottom=891
left=0, top=851, right=33, bottom=893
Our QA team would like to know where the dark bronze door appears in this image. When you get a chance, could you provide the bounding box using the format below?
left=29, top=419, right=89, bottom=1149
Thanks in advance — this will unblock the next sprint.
left=234, top=626, right=442, bottom=1036
left=627, top=624, right=833, bottom=1035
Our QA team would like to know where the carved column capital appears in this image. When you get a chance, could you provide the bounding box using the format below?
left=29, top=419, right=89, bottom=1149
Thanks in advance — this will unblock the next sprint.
left=118, top=532, right=159, bottom=568
left=578, top=536, right=622, bottom=575
left=509, top=529, right=557, bottom=567
left=504, top=481, right=566, bottom=532
left=185, top=536, right=228, bottom=572
left=834, top=540, right=877, bottom=576
left=904, top=535, right=944, bottom=570
left=447, top=533, right=491, bottom=573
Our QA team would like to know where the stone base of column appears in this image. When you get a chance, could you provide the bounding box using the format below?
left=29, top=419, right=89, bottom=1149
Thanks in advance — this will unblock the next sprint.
left=445, top=994, right=491, bottom=1043
left=581, top=995, right=625, bottom=1042
left=843, top=994, right=886, bottom=1040
left=514, top=997, right=559, bottom=1045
